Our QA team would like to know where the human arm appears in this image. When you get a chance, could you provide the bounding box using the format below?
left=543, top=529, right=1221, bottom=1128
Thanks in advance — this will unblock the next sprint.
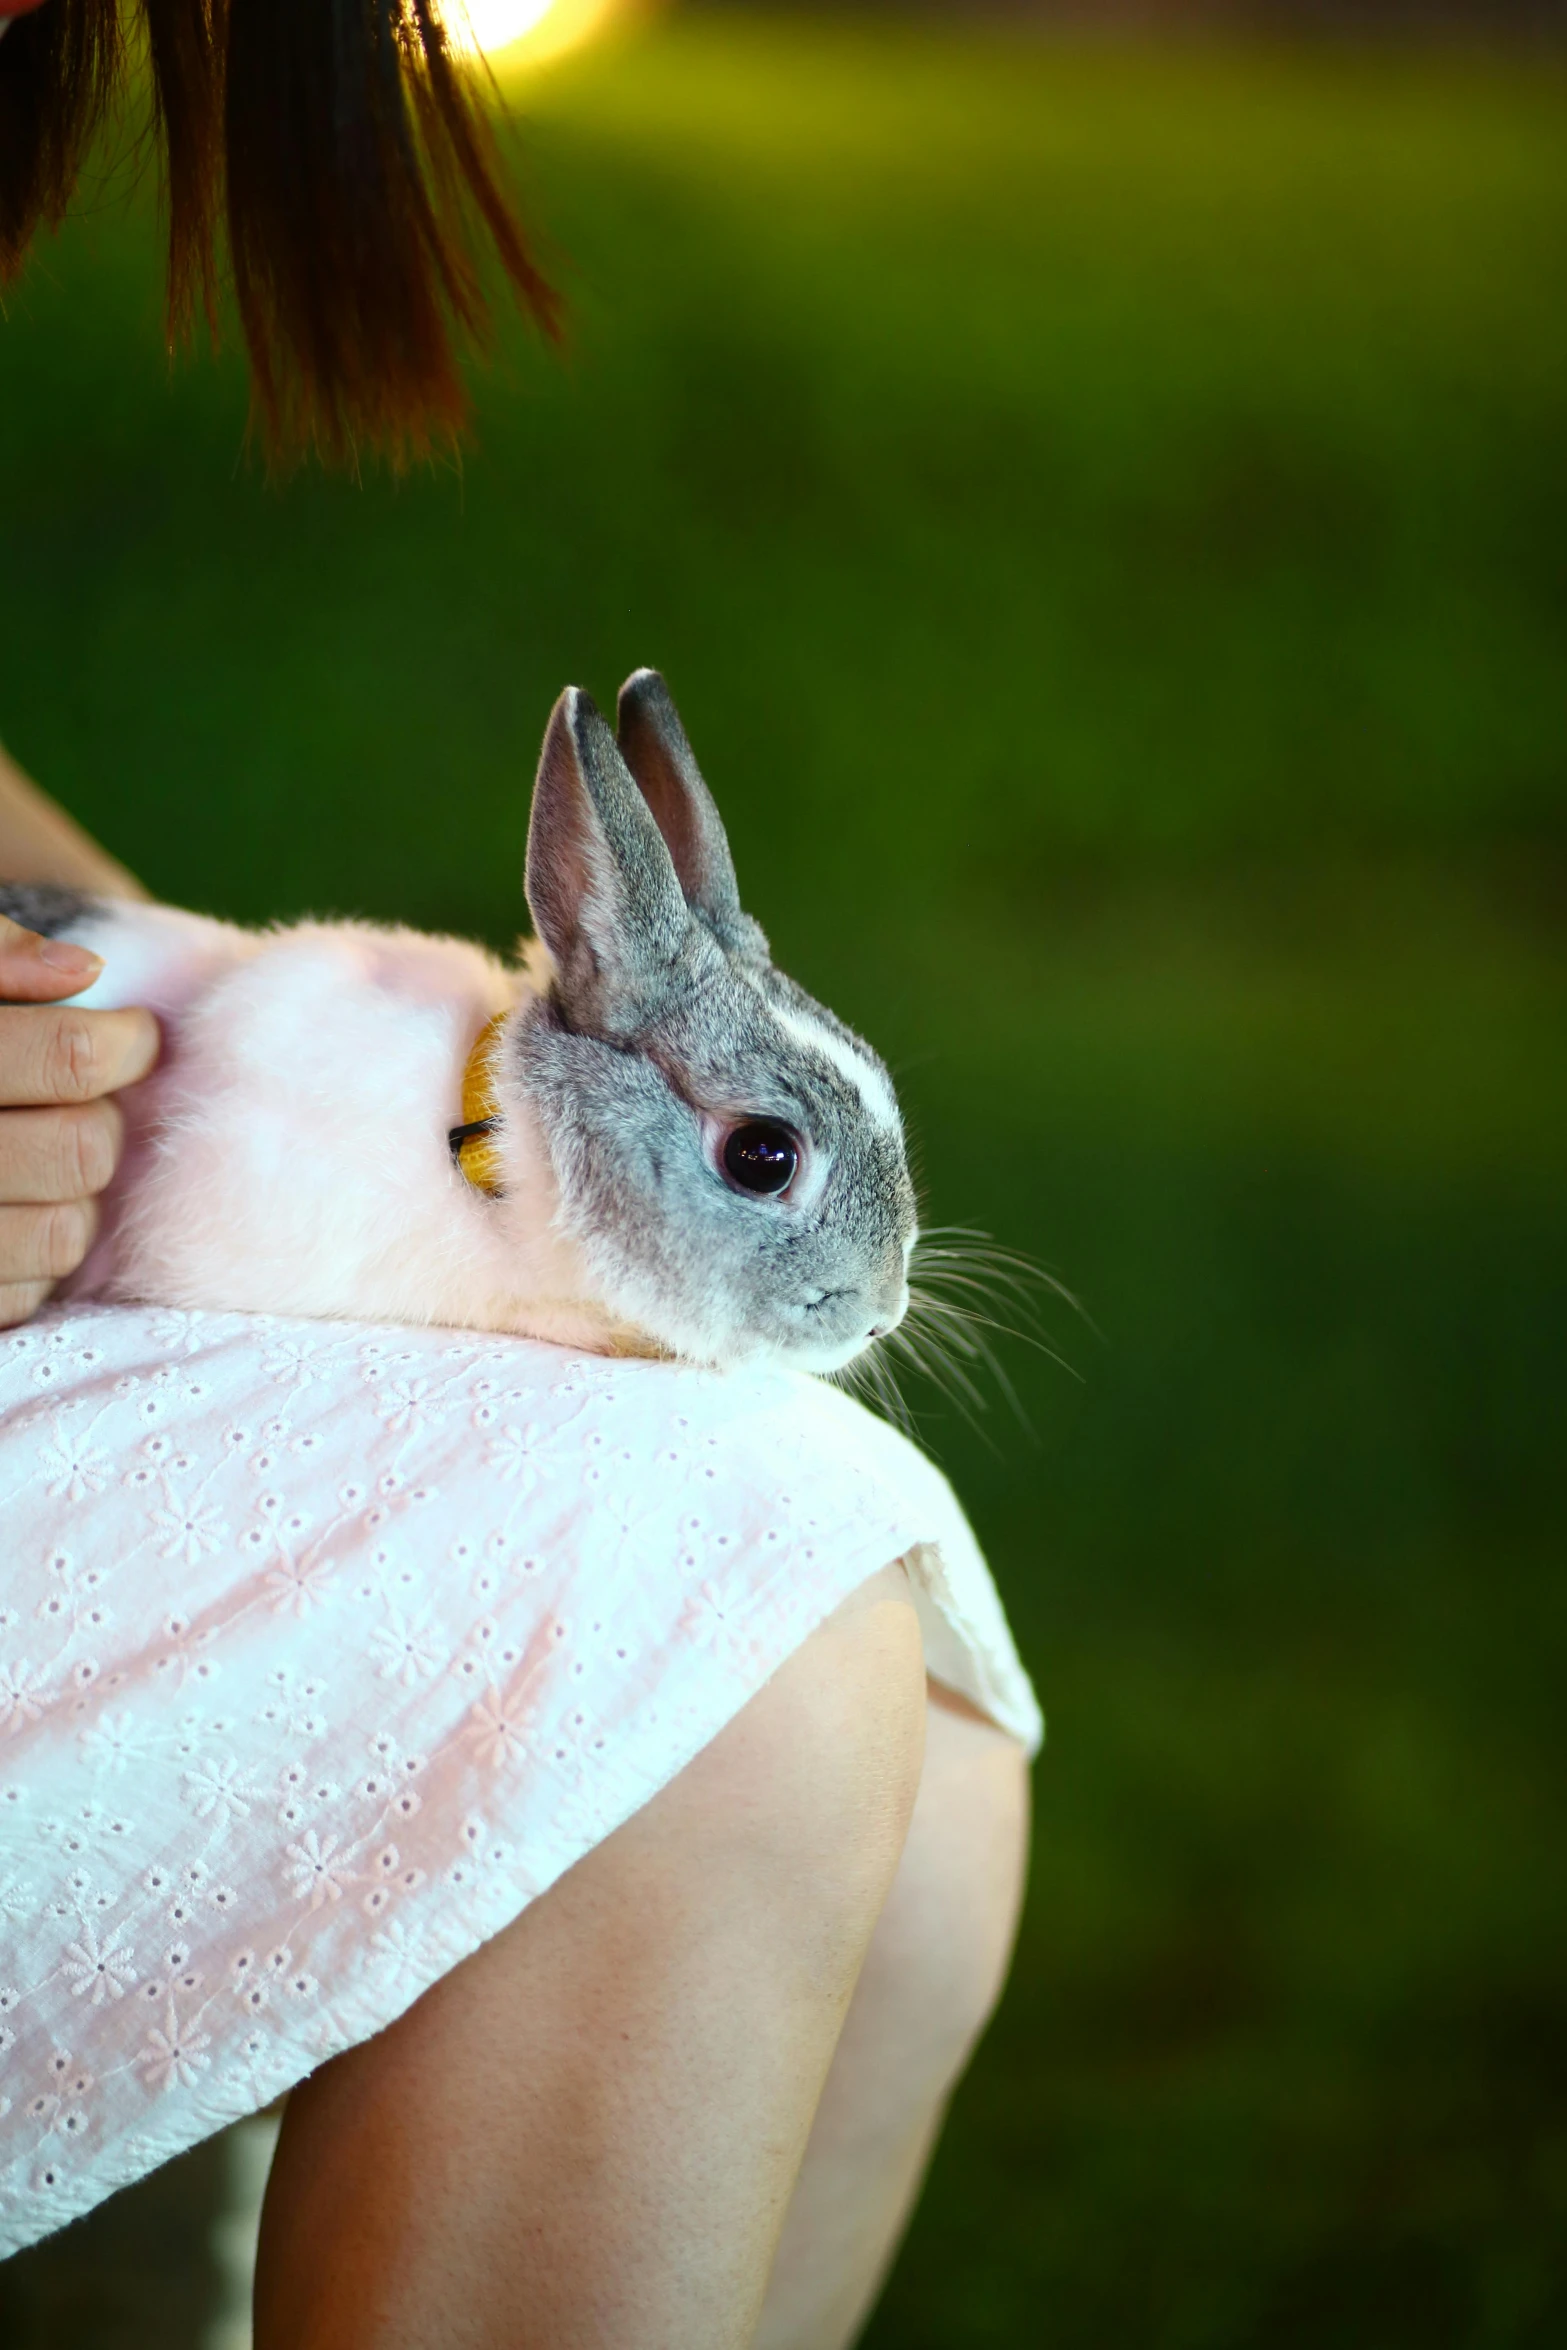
left=0, top=740, right=159, bottom=1327
left=0, top=736, right=148, bottom=898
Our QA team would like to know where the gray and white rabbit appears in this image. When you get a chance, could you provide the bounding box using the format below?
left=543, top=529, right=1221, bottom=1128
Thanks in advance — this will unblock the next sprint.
left=0, top=672, right=915, bottom=1372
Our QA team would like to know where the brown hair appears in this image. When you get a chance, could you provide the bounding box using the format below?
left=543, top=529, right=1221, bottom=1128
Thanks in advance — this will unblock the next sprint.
left=0, top=0, right=559, bottom=468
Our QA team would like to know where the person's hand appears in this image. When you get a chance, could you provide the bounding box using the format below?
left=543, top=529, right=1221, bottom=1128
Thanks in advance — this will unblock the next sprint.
left=0, top=916, right=159, bottom=1329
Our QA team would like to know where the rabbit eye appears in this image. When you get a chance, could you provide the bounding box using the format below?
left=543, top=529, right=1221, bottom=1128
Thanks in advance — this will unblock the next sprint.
left=722, top=1122, right=799, bottom=1198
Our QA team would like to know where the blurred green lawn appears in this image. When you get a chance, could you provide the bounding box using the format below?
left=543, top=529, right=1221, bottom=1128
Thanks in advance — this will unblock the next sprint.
left=2, top=12, right=1565, bottom=2345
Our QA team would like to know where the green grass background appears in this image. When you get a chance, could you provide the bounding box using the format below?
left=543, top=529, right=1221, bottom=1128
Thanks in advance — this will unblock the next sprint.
left=2, top=11, right=1565, bottom=2343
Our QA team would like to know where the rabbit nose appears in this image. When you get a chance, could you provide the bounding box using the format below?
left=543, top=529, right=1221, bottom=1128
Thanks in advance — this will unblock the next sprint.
left=869, top=1279, right=910, bottom=1342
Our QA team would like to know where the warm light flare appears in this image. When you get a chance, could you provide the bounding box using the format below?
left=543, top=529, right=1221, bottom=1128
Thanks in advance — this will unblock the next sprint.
left=446, top=0, right=620, bottom=69
left=449, top=0, right=555, bottom=52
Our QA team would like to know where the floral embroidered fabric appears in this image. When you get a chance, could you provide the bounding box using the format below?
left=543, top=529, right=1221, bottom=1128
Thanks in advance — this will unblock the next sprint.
left=0, top=1303, right=1040, bottom=2254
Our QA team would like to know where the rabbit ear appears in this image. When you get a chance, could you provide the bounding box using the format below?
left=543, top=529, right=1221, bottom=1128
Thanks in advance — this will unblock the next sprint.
left=615, top=670, right=752, bottom=950
left=525, top=687, right=692, bottom=1029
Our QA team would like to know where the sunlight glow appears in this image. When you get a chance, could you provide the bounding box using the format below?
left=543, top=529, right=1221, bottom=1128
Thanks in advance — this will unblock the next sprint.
left=446, top=0, right=619, bottom=68
left=450, top=0, right=554, bottom=52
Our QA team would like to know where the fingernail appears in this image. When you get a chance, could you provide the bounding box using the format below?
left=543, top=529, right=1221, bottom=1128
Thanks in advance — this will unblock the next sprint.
left=37, top=939, right=103, bottom=978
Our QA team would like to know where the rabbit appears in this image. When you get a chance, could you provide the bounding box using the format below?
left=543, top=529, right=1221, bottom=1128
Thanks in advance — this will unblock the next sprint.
left=0, top=671, right=916, bottom=1373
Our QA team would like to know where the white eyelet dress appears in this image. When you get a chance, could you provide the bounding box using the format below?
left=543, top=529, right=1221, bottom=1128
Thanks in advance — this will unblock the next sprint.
left=0, top=1302, right=1040, bottom=2254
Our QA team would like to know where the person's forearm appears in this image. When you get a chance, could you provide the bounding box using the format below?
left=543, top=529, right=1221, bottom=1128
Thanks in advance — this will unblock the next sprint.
left=0, top=740, right=147, bottom=899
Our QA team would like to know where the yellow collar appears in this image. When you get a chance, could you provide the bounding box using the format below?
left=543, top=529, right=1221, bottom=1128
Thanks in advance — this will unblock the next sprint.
left=449, top=1011, right=508, bottom=1197
left=448, top=1008, right=673, bottom=1362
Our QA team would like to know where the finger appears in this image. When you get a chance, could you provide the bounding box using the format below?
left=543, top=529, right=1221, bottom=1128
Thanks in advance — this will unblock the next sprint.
left=0, top=1098, right=124, bottom=1203
left=0, top=913, right=104, bottom=1004
left=0, top=1279, right=53, bottom=1331
left=0, top=1004, right=160, bottom=1107
left=0, top=1197, right=100, bottom=1283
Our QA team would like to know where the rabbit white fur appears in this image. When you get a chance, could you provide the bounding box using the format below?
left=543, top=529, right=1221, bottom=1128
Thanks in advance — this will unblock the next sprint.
left=59, top=910, right=619, bottom=1349
left=6, top=673, right=916, bottom=1373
